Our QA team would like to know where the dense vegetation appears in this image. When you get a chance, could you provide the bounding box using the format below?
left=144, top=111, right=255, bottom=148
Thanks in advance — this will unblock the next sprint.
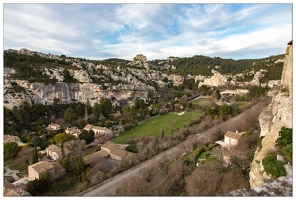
left=276, top=126, right=292, bottom=164
left=4, top=51, right=284, bottom=85
left=165, top=54, right=284, bottom=77
left=261, top=126, right=292, bottom=179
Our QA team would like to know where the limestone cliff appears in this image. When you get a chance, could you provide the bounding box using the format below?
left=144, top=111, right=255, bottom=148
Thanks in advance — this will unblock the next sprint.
left=3, top=49, right=285, bottom=109
left=249, top=41, right=293, bottom=188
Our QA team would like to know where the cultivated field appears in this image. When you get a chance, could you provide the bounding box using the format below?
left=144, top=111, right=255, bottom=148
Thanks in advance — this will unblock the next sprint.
left=112, top=111, right=203, bottom=144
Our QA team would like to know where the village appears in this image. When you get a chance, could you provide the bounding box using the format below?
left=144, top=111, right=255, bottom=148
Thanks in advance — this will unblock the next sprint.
left=4, top=117, right=251, bottom=197
left=3, top=121, right=136, bottom=193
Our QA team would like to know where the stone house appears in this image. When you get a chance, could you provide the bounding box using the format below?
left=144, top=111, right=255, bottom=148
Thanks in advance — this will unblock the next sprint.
left=83, top=124, right=93, bottom=131
left=65, top=127, right=81, bottom=138
left=83, top=124, right=112, bottom=138
left=110, top=148, right=134, bottom=161
left=28, top=161, right=66, bottom=181
left=215, top=131, right=246, bottom=164
left=46, top=144, right=63, bottom=161
left=47, top=123, right=61, bottom=131
left=4, top=181, right=31, bottom=196
left=224, top=131, right=244, bottom=146
left=82, top=150, right=109, bottom=167
left=93, top=126, right=112, bottom=137
left=3, top=135, right=21, bottom=144
left=101, top=141, right=135, bottom=161
left=101, top=141, right=119, bottom=153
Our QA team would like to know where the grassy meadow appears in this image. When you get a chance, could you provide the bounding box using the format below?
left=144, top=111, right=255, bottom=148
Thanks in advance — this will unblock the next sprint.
left=112, top=111, right=202, bottom=144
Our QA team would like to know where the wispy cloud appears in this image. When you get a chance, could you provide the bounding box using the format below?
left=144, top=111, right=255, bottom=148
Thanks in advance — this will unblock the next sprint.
left=3, top=3, right=292, bottom=60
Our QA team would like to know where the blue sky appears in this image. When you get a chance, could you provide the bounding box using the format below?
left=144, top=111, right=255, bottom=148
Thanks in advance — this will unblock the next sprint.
left=2, top=2, right=293, bottom=61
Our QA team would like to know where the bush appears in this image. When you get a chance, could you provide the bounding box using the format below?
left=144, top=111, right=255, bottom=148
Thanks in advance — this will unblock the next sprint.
left=262, top=153, right=286, bottom=178
left=126, top=144, right=138, bottom=153
left=276, top=126, right=292, bottom=164
left=4, top=142, right=21, bottom=158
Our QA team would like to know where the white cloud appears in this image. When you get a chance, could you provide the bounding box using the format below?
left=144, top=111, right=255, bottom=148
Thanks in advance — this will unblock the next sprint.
left=3, top=3, right=293, bottom=60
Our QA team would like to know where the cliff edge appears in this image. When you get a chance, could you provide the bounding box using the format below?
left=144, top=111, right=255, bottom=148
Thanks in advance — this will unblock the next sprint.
left=249, top=41, right=293, bottom=188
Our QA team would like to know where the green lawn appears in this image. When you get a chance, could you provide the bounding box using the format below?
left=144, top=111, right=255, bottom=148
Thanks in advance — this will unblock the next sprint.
left=236, top=101, right=250, bottom=108
left=4, top=157, right=18, bottom=167
left=9, top=162, right=28, bottom=170
left=112, top=111, right=202, bottom=144
left=82, top=146, right=101, bottom=157
left=191, top=97, right=211, bottom=106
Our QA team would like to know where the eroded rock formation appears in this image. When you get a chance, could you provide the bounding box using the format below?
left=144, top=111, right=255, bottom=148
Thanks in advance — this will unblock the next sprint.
left=249, top=42, right=293, bottom=188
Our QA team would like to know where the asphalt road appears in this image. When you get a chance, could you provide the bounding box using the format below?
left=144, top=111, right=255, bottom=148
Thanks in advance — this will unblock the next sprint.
left=77, top=102, right=265, bottom=196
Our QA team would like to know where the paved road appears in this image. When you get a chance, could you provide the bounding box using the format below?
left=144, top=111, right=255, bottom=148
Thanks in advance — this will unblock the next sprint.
left=77, top=102, right=265, bottom=196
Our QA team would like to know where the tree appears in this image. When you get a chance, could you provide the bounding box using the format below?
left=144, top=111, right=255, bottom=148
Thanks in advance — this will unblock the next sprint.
left=135, top=98, right=146, bottom=110
left=100, top=98, right=113, bottom=118
left=69, top=155, right=86, bottom=175
left=92, top=102, right=101, bottom=120
left=26, top=172, right=52, bottom=196
left=30, top=135, right=40, bottom=147
left=4, top=142, right=20, bottom=158
left=248, top=85, right=268, bottom=99
left=64, top=107, right=75, bottom=123
left=79, top=129, right=94, bottom=144
left=31, top=147, right=38, bottom=164
left=63, top=68, right=71, bottom=79
left=54, top=133, right=77, bottom=145
left=104, top=120, right=113, bottom=128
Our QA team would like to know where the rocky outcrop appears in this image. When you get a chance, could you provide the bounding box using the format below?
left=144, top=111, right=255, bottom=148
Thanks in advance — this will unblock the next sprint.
left=249, top=42, right=293, bottom=188
left=198, top=70, right=228, bottom=87
left=3, top=49, right=285, bottom=109
left=229, top=175, right=292, bottom=196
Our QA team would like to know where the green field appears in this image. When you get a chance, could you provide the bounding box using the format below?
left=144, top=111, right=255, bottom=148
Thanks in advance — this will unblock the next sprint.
left=112, top=111, right=202, bottom=144
left=235, top=101, right=250, bottom=108
left=191, top=97, right=211, bottom=106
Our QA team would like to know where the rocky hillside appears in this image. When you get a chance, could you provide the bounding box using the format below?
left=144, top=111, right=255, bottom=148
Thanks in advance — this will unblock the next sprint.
left=3, top=48, right=284, bottom=109
left=249, top=41, right=292, bottom=188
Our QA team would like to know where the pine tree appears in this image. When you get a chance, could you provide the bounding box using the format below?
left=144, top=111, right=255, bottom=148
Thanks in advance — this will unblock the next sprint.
left=31, top=147, right=38, bottom=164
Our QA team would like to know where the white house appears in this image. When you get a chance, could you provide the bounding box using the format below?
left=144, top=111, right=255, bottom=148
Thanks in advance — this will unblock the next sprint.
left=224, top=131, right=244, bottom=146
left=47, top=123, right=61, bottom=131
left=46, top=144, right=63, bottom=161
left=83, top=124, right=112, bottom=138
left=65, top=127, right=81, bottom=138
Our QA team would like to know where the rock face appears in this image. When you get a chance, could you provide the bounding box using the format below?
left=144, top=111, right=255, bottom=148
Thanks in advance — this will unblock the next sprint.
left=2, top=50, right=285, bottom=109
left=198, top=70, right=228, bottom=87
left=228, top=175, right=292, bottom=196
left=133, top=54, right=147, bottom=63
left=249, top=42, right=293, bottom=188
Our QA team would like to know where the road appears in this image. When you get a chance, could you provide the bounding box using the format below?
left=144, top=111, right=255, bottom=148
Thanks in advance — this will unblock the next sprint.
left=77, top=102, right=265, bottom=196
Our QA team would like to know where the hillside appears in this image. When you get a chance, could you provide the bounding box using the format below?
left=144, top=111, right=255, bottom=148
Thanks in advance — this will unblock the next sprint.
left=3, top=48, right=284, bottom=109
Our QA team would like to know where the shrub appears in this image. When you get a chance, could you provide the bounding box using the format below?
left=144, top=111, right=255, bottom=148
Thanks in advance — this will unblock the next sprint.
left=257, top=136, right=265, bottom=150
left=4, top=142, right=21, bottom=158
left=276, top=126, right=292, bottom=164
left=262, top=153, right=286, bottom=178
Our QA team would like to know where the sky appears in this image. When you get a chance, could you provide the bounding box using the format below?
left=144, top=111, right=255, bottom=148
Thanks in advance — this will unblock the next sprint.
left=2, top=2, right=293, bottom=61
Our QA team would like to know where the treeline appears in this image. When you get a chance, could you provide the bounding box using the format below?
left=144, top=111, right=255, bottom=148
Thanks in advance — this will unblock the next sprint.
left=164, top=54, right=284, bottom=77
